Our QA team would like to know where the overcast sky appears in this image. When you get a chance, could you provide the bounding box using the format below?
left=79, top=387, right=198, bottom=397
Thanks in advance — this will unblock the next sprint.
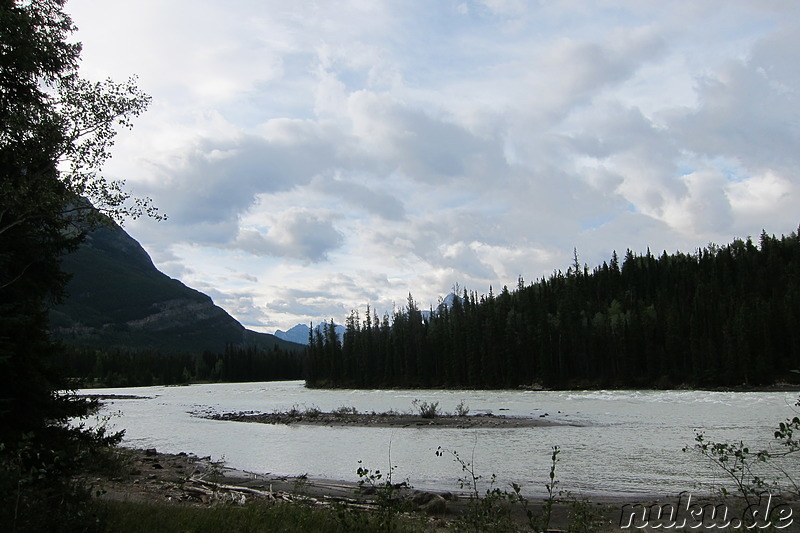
left=67, top=0, right=800, bottom=333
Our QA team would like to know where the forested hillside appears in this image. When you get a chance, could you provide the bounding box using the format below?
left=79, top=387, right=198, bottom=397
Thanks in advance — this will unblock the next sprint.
left=307, top=229, right=800, bottom=389
left=62, top=344, right=305, bottom=388
left=50, top=217, right=306, bottom=387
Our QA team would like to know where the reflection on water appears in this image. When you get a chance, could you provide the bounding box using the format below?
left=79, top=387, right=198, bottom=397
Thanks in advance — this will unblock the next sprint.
left=83, top=381, right=799, bottom=498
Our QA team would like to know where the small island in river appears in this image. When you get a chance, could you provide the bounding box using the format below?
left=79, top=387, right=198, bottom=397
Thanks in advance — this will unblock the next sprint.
left=200, top=408, right=581, bottom=428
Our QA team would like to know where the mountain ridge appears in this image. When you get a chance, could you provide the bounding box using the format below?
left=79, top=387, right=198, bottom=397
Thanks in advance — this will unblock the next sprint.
left=50, top=221, right=303, bottom=354
left=274, top=323, right=345, bottom=345
left=274, top=294, right=460, bottom=345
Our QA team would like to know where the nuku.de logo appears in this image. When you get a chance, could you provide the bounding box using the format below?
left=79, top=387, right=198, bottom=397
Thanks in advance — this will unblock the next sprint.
left=619, top=491, right=794, bottom=529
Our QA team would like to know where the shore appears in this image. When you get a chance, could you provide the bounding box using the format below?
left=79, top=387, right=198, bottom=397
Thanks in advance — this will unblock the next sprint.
left=93, top=447, right=800, bottom=532
left=91, top=447, right=684, bottom=532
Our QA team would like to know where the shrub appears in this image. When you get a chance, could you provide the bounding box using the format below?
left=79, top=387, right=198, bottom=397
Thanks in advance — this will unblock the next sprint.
left=684, top=395, right=800, bottom=504
left=332, top=405, right=359, bottom=416
left=411, top=399, right=440, bottom=419
left=304, top=405, right=321, bottom=418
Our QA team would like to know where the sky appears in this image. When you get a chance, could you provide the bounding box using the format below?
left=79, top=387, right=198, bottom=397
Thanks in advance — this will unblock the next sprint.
left=66, top=0, right=800, bottom=334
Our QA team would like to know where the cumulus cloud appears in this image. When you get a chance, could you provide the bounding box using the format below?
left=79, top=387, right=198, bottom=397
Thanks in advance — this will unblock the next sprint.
left=131, top=125, right=340, bottom=241
left=69, top=0, right=800, bottom=331
left=311, top=174, right=406, bottom=220
left=234, top=210, right=344, bottom=263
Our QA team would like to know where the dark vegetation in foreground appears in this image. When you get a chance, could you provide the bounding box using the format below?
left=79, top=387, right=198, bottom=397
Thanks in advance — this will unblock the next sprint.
left=309, top=230, right=800, bottom=390
left=82, top=445, right=615, bottom=533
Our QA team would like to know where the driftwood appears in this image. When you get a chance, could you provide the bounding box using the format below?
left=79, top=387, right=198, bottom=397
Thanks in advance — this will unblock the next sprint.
left=184, top=475, right=409, bottom=513
left=187, top=477, right=295, bottom=503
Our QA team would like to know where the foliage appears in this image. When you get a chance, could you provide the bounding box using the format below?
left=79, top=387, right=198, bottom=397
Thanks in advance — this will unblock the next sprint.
left=411, top=398, right=440, bottom=418
left=0, top=417, right=124, bottom=531
left=100, top=499, right=429, bottom=533
left=308, top=231, right=800, bottom=389
left=356, top=457, right=411, bottom=532
left=0, top=0, right=160, bottom=529
left=303, top=404, right=321, bottom=418
left=685, top=395, right=800, bottom=504
left=539, top=445, right=560, bottom=530
left=435, top=443, right=610, bottom=532
left=332, top=405, right=359, bottom=416
left=436, top=444, right=519, bottom=532
left=563, top=494, right=609, bottom=533
left=454, top=400, right=470, bottom=417
left=505, top=446, right=561, bottom=533
left=61, top=344, right=306, bottom=388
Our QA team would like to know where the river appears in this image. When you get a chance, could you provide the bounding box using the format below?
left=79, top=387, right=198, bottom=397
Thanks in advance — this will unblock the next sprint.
left=82, top=381, right=799, bottom=499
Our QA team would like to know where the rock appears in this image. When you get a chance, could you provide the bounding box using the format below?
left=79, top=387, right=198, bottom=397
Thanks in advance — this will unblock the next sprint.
left=410, top=490, right=448, bottom=514
left=145, top=448, right=158, bottom=456
left=410, top=490, right=436, bottom=505
left=421, top=494, right=447, bottom=515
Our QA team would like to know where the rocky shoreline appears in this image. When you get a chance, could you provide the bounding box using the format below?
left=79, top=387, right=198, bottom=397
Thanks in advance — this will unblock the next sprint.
left=91, top=447, right=620, bottom=530
left=94, top=446, right=792, bottom=531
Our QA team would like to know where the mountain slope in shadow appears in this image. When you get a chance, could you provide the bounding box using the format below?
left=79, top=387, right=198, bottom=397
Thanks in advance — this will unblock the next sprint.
left=50, top=221, right=302, bottom=354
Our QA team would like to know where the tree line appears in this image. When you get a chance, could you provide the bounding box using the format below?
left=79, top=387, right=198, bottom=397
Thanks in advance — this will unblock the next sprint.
left=307, top=229, right=800, bottom=389
left=61, top=344, right=306, bottom=388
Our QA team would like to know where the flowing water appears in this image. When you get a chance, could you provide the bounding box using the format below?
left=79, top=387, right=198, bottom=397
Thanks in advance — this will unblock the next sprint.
left=83, top=381, right=799, bottom=498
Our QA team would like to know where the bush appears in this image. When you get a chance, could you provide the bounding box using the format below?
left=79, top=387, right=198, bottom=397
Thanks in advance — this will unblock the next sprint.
left=332, top=405, right=359, bottom=416
left=411, top=399, right=440, bottom=419
left=303, top=405, right=321, bottom=418
left=0, top=419, right=124, bottom=532
left=684, top=395, right=800, bottom=503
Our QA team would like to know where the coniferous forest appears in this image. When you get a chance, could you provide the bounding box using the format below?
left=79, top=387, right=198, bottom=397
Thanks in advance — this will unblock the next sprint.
left=307, top=229, right=800, bottom=390
left=61, top=344, right=305, bottom=388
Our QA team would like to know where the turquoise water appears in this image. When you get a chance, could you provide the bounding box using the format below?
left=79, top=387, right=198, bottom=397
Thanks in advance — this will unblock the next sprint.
left=83, top=381, right=799, bottom=498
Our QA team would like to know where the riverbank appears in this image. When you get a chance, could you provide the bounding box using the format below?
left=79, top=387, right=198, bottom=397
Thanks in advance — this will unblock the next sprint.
left=90, top=447, right=624, bottom=531
left=92, top=447, right=798, bottom=532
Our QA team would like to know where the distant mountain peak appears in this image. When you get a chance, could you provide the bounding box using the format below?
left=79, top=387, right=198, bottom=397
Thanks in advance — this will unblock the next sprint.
left=274, top=323, right=345, bottom=345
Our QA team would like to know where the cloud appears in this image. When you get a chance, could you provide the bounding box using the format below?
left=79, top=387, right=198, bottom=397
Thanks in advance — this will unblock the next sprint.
left=727, top=171, right=796, bottom=230
left=261, top=271, right=397, bottom=327
left=132, top=124, right=340, bottom=241
left=311, top=174, right=406, bottom=221
left=70, top=1, right=800, bottom=331
left=234, top=209, right=344, bottom=263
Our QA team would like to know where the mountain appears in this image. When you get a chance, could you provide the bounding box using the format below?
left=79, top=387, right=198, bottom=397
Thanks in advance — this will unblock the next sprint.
left=274, top=296, right=461, bottom=345
left=274, top=323, right=345, bottom=345
left=423, top=292, right=459, bottom=320
left=50, top=221, right=303, bottom=354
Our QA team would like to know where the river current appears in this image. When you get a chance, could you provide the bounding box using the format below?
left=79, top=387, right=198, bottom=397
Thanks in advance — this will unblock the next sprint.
left=82, top=381, right=799, bottom=498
